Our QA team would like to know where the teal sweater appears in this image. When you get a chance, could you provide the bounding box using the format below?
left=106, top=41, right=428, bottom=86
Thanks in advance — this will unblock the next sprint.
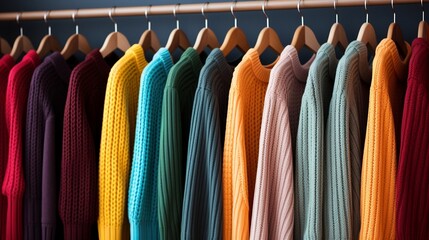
left=181, top=49, right=233, bottom=239
left=295, top=43, right=338, bottom=239
left=325, top=41, right=371, bottom=239
left=128, top=48, right=173, bottom=240
left=158, top=48, right=203, bottom=240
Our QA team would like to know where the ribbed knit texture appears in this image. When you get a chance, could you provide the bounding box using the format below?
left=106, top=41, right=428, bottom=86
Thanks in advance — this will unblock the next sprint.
left=295, top=43, right=338, bottom=240
left=360, top=38, right=411, bottom=240
left=127, top=48, right=173, bottom=240
left=24, top=52, right=72, bottom=240
left=181, top=49, right=233, bottom=239
left=98, top=44, right=148, bottom=240
left=2, top=51, right=40, bottom=240
left=396, top=38, right=429, bottom=240
left=158, top=47, right=203, bottom=240
left=59, top=50, right=114, bottom=240
left=250, top=45, right=314, bottom=240
left=325, top=41, right=371, bottom=240
left=222, top=48, right=273, bottom=240
left=0, top=54, right=15, bottom=240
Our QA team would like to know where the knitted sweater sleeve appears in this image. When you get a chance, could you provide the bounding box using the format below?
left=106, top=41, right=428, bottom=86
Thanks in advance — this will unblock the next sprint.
left=250, top=94, right=294, bottom=240
left=222, top=88, right=249, bottom=240
left=157, top=86, right=183, bottom=239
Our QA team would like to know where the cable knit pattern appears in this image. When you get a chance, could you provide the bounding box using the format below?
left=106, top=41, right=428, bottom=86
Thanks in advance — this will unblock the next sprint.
left=24, top=52, right=72, bottom=240
left=325, top=41, right=371, bottom=240
left=396, top=38, right=429, bottom=240
left=158, top=48, right=203, bottom=240
left=98, top=44, right=148, bottom=240
left=127, top=48, right=173, bottom=240
left=2, top=51, right=40, bottom=240
left=181, top=49, right=233, bottom=239
left=0, top=54, right=14, bottom=240
left=59, top=50, right=113, bottom=240
left=295, top=43, right=338, bottom=240
left=223, top=48, right=273, bottom=240
left=360, top=38, right=411, bottom=240
left=250, top=46, right=314, bottom=240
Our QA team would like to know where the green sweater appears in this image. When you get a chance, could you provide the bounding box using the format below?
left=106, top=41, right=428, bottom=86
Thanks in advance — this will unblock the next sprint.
left=325, top=41, right=371, bottom=239
left=157, top=48, right=203, bottom=240
left=295, top=43, right=338, bottom=239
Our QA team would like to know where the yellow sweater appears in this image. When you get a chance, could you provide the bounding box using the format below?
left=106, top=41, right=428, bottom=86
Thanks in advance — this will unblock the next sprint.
left=98, top=45, right=148, bottom=240
left=360, top=39, right=410, bottom=240
left=223, top=49, right=273, bottom=240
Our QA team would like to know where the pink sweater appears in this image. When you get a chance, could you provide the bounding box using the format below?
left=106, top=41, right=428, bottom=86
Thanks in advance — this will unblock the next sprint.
left=250, top=46, right=314, bottom=239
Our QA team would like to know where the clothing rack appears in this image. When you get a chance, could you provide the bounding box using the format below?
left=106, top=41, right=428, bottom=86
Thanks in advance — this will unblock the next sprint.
left=0, top=0, right=424, bottom=21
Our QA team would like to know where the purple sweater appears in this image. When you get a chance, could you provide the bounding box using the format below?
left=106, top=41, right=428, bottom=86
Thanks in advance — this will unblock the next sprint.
left=24, top=52, right=72, bottom=240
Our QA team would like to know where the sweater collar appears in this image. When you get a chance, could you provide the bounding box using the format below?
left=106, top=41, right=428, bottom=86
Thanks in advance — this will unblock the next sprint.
left=409, top=38, right=429, bottom=80
left=1, top=54, right=15, bottom=70
left=155, top=48, right=174, bottom=74
left=181, top=47, right=203, bottom=74
left=86, top=49, right=110, bottom=76
left=378, top=38, right=411, bottom=80
left=246, top=48, right=274, bottom=82
left=317, top=43, right=339, bottom=80
left=283, top=45, right=315, bottom=83
left=46, top=51, right=71, bottom=83
left=127, top=44, right=147, bottom=73
left=22, top=50, right=41, bottom=67
left=209, top=48, right=233, bottom=81
left=347, top=40, right=372, bottom=84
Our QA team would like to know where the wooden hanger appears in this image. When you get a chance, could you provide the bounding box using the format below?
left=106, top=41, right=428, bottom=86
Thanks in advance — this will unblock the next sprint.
left=193, top=3, right=220, bottom=53
left=254, top=2, right=283, bottom=55
left=138, top=7, right=161, bottom=53
left=418, top=0, right=429, bottom=40
left=0, top=37, right=11, bottom=55
left=36, top=12, right=62, bottom=59
left=357, top=1, right=377, bottom=54
left=387, top=1, right=408, bottom=59
left=61, top=11, right=92, bottom=59
left=291, top=1, right=320, bottom=53
left=100, top=7, right=131, bottom=58
left=165, top=5, right=190, bottom=53
left=10, top=14, right=34, bottom=60
left=220, top=2, right=250, bottom=56
left=327, top=1, right=348, bottom=51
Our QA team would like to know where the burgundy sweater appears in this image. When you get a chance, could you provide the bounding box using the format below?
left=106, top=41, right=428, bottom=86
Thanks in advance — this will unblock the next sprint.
left=59, top=50, right=114, bottom=240
left=2, top=50, right=40, bottom=240
left=396, top=38, right=429, bottom=239
left=24, top=52, right=72, bottom=240
left=0, top=54, right=14, bottom=240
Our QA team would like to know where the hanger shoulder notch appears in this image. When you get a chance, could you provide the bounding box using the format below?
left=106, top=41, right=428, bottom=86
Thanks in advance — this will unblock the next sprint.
left=193, top=28, right=219, bottom=54
left=327, top=23, right=349, bottom=51
left=139, top=29, right=161, bottom=53
left=254, top=27, right=284, bottom=55
left=220, top=27, right=250, bottom=56
left=11, top=35, right=34, bottom=61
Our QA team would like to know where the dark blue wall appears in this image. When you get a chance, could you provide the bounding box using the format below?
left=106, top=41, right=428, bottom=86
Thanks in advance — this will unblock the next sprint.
left=0, top=0, right=423, bottom=62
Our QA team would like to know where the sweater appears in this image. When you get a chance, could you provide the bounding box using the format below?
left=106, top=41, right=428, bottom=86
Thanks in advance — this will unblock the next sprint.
left=158, top=47, right=203, bottom=240
left=0, top=54, right=14, bottom=240
left=98, top=44, right=148, bottom=240
left=59, top=50, right=115, bottom=240
left=396, top=38, right=429, bottom=240
left=24, top=52, right=72, bottom=240
left=223, top=48, right=274, bottom=240
left=127, top=48, right=173, bottom=240
left=325, top=41, right=371, bottom=240
left=295, top=43, right=338, bottom=240
left=250, top=45, right=314, bottom=240
left=2, top=50, right=40, bottom=240
left=181, top=49, right=233, bottom=239
left=360, top=38, right=411, bottom=240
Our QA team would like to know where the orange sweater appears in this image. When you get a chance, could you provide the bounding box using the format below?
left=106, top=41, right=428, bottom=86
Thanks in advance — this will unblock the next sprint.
left=360, top=39, right=410, bottom=240
left=222, top=49, right=273, bottom=240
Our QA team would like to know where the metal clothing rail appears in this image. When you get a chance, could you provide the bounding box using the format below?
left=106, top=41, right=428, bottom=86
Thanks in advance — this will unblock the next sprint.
left=0, top=0, right=424, bottom=21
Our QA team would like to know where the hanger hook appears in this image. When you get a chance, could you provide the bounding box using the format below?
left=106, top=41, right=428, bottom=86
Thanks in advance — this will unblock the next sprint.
left=334, top=0, right=338, bottom=23
left=145, top=5, right=152, bottom=30
left=422, top=0, right=425, bottom=21
left=109, top=6, right=118, bottom=32
left=44, top=11, right=52, bottom=36
left=202, top=2, right=209, bottom=28
left=391, top=0, right=396, bottom=23
left=231, top=0, right=238, bottom=28
left=173, top=3, right=180, bottom=29
left=262, top=0, right=269, bottom=28
left=72, top=9, right=79, bottom=34
left=364, top=0, right=369, bottom=23
left=297, top=0, right=304, bottom=26
left=16, top=12, right=23, bottom=36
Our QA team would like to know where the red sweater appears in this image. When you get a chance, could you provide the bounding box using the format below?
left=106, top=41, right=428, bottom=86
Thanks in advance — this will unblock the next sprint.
left=396, top=38, right=429, bottom=239
left=2, top=50, right=40, bottom=240
left=0, top=54, right=15, bottom=240
left=59, top=50, right=114, bottom=240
